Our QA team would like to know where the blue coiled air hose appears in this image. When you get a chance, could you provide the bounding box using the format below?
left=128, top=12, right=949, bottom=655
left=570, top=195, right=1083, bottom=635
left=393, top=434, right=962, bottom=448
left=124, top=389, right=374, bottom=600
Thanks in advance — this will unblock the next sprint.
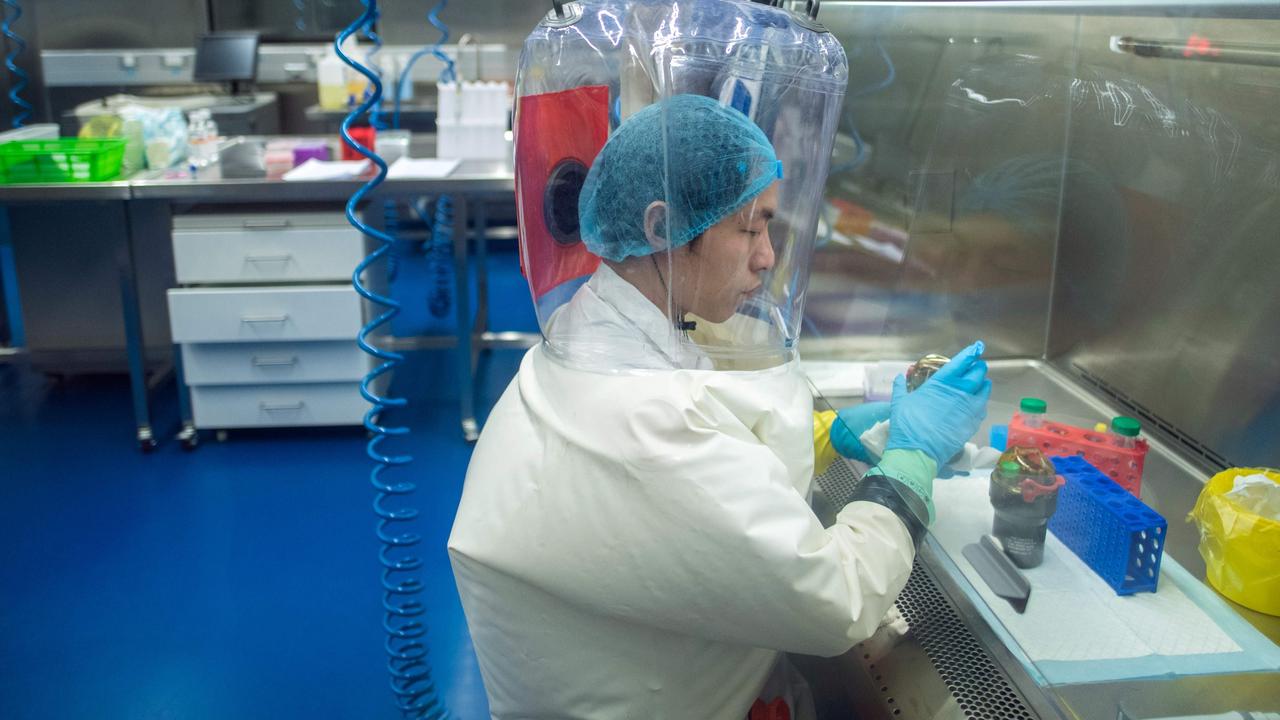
left=395, top=1, right=458, bottom=321
left=363, top=0, right=388, bottom=131
left=394, top=0, right=456, bottom=132
left=360, top=0, right=403, bottom=289
left=3, top=0, right=32, bottom=128
left=337, top=2, right=448, bottom=717
left=412, top=196, right=454, bottom=319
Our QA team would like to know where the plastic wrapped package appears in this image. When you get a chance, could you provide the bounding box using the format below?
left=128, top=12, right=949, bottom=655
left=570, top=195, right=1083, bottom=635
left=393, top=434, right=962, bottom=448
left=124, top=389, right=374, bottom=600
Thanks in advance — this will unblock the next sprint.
left=514, top=0, right=847, bottom=373
left=1190, top=467, right=1280, bottom=616
left=115, top=104, right=189, bottom=169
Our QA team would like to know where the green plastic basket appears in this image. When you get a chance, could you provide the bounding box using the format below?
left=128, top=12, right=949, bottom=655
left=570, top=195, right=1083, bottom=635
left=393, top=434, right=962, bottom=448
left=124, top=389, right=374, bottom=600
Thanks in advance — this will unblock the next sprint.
left=0, top=139, right=126, bottom=183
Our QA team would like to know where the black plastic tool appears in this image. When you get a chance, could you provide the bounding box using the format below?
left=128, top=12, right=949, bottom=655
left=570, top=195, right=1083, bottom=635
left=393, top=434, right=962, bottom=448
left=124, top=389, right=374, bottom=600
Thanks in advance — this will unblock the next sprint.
left=962, top=535, right=1032, bottom=614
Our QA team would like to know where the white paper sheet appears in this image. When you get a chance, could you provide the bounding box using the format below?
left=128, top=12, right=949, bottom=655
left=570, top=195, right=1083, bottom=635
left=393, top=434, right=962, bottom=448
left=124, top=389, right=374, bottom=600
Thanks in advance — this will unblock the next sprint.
left=931, top=473, right=1241, bottom=663
left=386, top=157, right=461, bottom=179
left=281, top=158, right=370, bottom=181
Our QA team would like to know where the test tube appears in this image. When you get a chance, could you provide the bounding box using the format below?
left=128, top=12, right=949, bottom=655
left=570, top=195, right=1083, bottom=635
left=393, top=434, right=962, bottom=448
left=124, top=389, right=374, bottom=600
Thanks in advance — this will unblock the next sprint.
left=1019, top=397, right=1047, bottom=429
left=1111, top=416, right=1141, bottom=449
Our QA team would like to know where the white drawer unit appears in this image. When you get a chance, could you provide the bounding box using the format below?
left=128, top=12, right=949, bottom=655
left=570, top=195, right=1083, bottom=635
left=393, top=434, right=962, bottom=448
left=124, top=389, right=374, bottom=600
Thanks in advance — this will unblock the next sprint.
left=180, top=341, right=372, bottom=386
left=167, top=286, right=362, bottom=344
left=172, top=213, right=363, bottom=285
left=189, top=382, right=369, bottom=428
left=169, top=210, right=374, bottom=441
left=172, top=226, right=364, bottom=284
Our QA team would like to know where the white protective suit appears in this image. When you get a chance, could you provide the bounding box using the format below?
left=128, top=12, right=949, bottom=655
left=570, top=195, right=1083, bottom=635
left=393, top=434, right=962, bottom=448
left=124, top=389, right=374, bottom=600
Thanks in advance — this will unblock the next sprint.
left=448, top=264, right=918, bottom=719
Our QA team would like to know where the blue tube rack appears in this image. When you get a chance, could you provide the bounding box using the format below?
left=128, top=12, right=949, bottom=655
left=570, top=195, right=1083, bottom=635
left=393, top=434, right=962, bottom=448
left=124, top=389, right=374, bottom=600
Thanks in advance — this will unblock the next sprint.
left=1048, top=456, right=1168, bottom=595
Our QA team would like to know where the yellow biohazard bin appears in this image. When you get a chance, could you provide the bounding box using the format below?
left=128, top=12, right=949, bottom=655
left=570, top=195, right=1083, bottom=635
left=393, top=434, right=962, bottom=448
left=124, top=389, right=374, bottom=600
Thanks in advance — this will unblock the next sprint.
left=1190, top=468, right=1280, bottom=616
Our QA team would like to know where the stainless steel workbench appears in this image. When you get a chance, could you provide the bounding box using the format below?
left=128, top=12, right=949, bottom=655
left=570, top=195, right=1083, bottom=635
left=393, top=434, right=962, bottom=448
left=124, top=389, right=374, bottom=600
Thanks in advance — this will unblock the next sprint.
left=804, top=360, right=1280, bottom=720
left=0, top=156, right=518, bottom=449
left=0, top=181, right=131, bottom=202
left=128, top=160, right=515, bottom=202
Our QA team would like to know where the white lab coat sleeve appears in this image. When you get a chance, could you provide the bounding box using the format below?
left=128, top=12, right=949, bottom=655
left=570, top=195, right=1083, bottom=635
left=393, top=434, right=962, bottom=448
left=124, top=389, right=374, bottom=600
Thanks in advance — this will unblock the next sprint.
left=475, top=390, right=917, bottom=658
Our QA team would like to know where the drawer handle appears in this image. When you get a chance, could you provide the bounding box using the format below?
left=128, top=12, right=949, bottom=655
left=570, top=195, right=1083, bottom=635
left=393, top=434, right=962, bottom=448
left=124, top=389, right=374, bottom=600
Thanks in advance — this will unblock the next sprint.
left=243, top=219, right=292, bottom=230
left=251, top=355, right=299, bottom=367
left=260, top=401, right=305, bottom=412
left=241, top=314, right=290, bottom=324
left=245, top=254, right=293, bottom=263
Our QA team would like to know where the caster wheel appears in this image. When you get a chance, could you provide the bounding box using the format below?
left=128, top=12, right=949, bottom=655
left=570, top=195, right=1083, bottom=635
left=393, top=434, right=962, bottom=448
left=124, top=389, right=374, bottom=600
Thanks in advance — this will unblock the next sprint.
left=137, top=434, right=157, bottom=453
left=179, top=432, right=199, bottom=451
left=215, top=430, right=229, bottom=443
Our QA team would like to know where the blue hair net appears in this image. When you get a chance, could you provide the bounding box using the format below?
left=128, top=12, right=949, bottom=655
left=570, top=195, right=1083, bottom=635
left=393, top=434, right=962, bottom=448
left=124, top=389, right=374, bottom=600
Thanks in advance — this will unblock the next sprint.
left=579, top=94, right=783, bottom=262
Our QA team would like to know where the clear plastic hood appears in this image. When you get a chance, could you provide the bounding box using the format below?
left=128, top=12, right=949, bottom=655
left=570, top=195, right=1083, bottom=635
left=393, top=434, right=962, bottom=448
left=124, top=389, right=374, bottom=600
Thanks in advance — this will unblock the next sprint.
left=514, top=0, right=848, bottom=372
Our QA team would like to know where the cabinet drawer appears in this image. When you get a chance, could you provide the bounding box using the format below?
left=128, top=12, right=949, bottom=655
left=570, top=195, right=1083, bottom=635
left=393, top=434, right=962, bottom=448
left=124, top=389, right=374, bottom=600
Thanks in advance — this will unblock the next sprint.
left=180, top=341, right=371, bottom=386
left=190, top=382, right=368, bottom=428
left=172, top=224, right=363, bottom=284
left=168, top=286, right=362, bottom=343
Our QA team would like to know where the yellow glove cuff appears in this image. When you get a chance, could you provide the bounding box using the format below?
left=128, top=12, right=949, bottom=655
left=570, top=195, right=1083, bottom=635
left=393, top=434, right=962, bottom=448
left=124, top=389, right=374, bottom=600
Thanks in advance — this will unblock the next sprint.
left=813, top=409, right=839, bottom=476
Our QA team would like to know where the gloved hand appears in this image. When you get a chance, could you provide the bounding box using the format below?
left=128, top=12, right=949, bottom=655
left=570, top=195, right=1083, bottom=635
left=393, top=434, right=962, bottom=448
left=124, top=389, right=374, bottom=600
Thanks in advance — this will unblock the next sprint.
left=829, top=401, right=891, bottom=463
left=885, top=341, right=992, bottom=467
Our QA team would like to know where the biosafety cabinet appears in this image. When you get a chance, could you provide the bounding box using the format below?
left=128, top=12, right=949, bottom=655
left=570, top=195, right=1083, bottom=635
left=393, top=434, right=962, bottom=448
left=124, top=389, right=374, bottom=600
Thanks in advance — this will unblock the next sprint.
left=796, top=1, right=1280, bottom=718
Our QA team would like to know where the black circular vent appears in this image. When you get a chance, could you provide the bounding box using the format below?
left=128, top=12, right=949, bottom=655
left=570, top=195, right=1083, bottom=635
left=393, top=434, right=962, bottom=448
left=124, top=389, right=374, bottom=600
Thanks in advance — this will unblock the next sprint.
left=544, top=158, right=589, bottom=248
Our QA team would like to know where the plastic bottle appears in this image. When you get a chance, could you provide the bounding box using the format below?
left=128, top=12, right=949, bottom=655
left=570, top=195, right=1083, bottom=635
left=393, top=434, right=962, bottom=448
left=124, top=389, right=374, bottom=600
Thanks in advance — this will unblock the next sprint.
left=318, top=48, right=350, bottom=110
left=1110, top=416, right=1141, bottom=449
left=317, top=37, right=365, bottom=111
left=186, top=109, right=221, bottom=180
left=1018, top=397, right=1047, bottom=429
left=342, top=36, right=368, bottom=108
left=185, top=111, right=206, bottom=176
left=989, top=448, right=1064, bottom=569
left=120, top=118, right=145, bottom=177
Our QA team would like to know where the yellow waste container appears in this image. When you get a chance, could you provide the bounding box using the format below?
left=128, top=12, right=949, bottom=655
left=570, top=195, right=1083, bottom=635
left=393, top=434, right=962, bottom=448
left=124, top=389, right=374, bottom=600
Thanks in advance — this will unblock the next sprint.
left=1190, top=468, right=1280, bottom=616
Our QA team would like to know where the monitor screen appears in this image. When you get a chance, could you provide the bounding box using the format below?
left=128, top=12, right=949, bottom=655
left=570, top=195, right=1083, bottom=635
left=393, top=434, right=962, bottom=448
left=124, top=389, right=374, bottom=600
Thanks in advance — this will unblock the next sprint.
left=193, top=33, right=260, bottom=83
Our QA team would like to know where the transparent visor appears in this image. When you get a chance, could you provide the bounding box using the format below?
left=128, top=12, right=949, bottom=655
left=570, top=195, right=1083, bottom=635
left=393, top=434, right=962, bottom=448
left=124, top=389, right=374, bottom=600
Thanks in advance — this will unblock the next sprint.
left=513, top=0, right=847, bottom=373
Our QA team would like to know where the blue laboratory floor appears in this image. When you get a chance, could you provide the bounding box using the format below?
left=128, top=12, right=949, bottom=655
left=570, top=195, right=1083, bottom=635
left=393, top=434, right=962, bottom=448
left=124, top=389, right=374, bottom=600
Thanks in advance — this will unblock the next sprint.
left=0, top=250, right=537, bottom=719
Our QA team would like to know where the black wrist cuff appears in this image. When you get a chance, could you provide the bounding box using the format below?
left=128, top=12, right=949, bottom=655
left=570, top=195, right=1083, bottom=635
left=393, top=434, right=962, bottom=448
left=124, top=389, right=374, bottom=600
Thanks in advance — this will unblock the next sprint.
left=848, top=475, right=928, bottom=548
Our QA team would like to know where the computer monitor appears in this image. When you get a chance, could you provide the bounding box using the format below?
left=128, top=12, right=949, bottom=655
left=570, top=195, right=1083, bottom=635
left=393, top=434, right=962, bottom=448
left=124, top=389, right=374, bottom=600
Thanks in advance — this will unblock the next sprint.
left=193, top=32, right=260, bottom=92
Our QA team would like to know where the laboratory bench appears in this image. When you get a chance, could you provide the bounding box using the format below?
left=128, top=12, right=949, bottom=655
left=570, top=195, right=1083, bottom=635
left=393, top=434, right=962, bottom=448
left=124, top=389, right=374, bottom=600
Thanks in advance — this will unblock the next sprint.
left=0, top=137, right=519, bottom=450
left=0, top=180, right=132, bottom=202
left=802, top=359, right=1280, bottom=720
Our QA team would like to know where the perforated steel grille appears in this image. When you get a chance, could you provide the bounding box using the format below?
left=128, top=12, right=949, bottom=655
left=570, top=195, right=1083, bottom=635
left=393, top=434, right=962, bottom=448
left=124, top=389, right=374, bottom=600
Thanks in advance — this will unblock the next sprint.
left=815, top=460, right=1037, bottom=720
left=895, top=561, right=1036, bottom=720
left=815, top=457, right=863, bottom=509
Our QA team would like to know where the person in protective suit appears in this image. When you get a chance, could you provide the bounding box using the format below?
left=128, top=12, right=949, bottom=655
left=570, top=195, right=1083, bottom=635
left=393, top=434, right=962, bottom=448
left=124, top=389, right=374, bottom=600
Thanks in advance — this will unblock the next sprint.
left=449, top=93, right=990, bottom=719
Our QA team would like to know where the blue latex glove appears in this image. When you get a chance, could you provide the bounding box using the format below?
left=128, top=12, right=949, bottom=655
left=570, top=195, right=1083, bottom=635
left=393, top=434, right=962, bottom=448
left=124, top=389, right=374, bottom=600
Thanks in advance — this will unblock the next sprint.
left=830, top=402, right=891, bottom=463
left=885, top=341, right=992, bottom=467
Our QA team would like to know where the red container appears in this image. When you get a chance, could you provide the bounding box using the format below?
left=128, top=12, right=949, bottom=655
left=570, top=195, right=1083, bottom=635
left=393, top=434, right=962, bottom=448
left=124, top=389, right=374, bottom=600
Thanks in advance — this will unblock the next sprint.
left=341, top=126, right=377, bottom=161
left=1008, top=414, right=1148, bottom=497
